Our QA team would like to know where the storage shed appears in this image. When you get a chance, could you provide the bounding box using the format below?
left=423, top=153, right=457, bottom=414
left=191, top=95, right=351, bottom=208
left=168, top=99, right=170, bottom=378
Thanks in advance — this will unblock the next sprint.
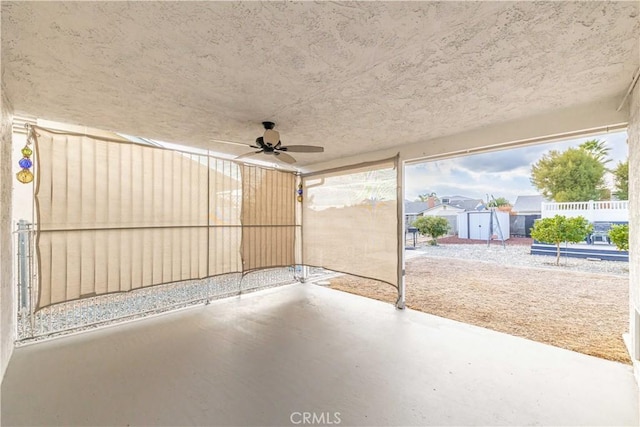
left=458, top=211, right=510, bottom=240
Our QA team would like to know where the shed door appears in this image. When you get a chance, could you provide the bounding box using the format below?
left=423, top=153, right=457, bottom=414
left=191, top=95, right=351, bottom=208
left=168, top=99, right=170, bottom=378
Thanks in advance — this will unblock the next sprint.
left=469, top=213, right=489, bottom=240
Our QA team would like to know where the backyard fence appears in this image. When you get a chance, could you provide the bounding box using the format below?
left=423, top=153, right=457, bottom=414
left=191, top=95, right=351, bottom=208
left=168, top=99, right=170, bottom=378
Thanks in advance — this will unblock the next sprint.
left=541, top=200, right=629, bottom=222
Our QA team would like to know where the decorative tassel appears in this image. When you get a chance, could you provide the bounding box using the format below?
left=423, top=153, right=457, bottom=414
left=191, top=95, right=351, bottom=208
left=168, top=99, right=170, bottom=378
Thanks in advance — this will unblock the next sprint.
left=16, top=124, right=34, bottom=184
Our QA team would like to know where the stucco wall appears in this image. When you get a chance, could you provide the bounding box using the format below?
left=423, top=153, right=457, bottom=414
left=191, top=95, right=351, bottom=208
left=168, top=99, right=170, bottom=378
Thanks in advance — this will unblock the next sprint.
left=629, top=79, right=640, bottom=369
left=0, top=83, right=15, bottom=418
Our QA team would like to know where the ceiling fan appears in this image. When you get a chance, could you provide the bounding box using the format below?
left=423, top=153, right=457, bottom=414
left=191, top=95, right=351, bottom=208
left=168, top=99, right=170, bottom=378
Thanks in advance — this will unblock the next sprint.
left=235, top=122, right=324, bottom=164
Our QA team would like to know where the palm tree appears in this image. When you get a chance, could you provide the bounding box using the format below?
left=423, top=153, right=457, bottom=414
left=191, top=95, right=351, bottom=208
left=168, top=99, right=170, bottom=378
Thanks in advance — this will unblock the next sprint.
left=579, top=139, right=611, bottom=166
left=416, top=192, right=438, bottom=203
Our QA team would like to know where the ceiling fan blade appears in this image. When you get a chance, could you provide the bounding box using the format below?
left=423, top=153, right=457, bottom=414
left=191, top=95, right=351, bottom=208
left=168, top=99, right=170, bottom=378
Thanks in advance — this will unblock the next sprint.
left=274, top=152, right=297, bottom=164
left=210, top=138, right=254, bottom=148
left=235, top=150, right=263, bottom=160
left=278, top=145, right=324, bottom=153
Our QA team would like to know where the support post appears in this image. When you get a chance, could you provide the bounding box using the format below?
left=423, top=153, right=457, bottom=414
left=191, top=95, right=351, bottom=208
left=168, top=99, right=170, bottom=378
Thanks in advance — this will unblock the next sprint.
left=487, top=210, right=493, bottom=247
left=299, top=265, right=309, bottom=283
left=396, top=157, right=406, bottom=310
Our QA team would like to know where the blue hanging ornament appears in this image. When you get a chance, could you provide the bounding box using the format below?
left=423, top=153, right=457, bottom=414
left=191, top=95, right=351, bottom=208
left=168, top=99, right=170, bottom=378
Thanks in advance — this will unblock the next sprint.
left=18, top=157, right=32, bottom=169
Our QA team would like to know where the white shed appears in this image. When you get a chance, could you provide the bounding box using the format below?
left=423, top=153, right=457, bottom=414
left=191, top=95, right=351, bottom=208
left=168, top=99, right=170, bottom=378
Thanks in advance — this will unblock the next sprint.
left=458, top=211, right=510, bottom=240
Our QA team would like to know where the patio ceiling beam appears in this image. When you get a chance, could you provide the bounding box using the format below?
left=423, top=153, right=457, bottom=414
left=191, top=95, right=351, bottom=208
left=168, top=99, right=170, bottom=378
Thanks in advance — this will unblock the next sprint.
left=300, top=95, right=628, bottom=173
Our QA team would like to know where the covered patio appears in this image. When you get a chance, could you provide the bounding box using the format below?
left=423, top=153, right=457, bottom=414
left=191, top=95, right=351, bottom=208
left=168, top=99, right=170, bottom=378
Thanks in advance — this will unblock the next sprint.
left=3, top=283, right=638, bottom=426
left=1, top=2, right=640, bottom=425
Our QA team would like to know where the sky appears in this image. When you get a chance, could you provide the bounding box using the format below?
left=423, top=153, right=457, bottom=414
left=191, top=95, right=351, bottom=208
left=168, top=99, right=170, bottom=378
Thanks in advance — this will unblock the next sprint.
left=405, top=130, right=628, bottom=204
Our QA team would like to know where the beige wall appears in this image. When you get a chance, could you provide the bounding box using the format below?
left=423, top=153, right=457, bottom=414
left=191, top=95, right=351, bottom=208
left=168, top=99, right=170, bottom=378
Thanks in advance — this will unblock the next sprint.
left=629, top=80, right=640, bottom=374
left=0, top=84, right=15, bottom=422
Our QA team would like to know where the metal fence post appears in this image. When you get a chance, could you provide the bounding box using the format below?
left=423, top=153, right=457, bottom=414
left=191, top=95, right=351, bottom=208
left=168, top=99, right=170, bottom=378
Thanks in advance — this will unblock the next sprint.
left=17, top=219, right=31, bottom=310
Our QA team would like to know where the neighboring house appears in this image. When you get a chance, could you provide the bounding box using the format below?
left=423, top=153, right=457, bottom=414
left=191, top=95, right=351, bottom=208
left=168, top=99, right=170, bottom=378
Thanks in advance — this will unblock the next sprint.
left=440, top=195, right=484, bottom=211
left=405, top=195, right=483, bottom=235
left=421, top=204, right=465, bottom=234
left=511, top=195, right=545, bottom=237
left=405, top=201, right=430, bottom=228
left=440, top=195, right=474, bottom=203
left=512, top=195, right=545, bottom=215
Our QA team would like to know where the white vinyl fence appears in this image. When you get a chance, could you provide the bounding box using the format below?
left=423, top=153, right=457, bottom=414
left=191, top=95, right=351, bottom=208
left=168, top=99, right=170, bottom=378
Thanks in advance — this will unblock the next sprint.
left=541, top=200, right=629, bottom=223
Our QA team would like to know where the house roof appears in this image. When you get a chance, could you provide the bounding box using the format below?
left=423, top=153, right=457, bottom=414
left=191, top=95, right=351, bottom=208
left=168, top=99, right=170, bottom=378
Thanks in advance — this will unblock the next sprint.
left=447, top=199, right=484, bottom=212
left=422, top=204, right=465, bottom=214
left=513, top=195, right=545, bottom=213
left=404, top=201, right=430, bottom=215
left=441, top=195, right=476, bottom=201
left=405, top=199, right=484, bottom=215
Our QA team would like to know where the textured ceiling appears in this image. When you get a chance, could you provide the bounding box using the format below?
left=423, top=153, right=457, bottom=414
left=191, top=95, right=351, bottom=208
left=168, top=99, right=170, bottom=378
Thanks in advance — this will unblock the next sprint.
left=2, top=1, right=639, bottom=167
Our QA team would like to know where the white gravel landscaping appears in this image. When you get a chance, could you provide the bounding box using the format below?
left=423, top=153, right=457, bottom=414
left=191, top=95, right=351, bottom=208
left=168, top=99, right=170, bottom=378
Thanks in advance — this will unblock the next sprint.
left=413, top=243, right=629, bottom=276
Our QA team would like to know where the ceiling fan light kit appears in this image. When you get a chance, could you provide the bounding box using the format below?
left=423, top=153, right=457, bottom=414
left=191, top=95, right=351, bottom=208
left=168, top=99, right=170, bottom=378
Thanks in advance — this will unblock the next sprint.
left=263, top=129, right=280, bottom=145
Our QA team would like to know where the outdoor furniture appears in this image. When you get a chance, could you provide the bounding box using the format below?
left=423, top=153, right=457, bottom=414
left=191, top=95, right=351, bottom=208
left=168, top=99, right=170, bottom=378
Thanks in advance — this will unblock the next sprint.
left=586, top=221, right=628, bottom=245
left=406, top=227, right=418, bottom=249
left=588, top=222, right=613, bottom=245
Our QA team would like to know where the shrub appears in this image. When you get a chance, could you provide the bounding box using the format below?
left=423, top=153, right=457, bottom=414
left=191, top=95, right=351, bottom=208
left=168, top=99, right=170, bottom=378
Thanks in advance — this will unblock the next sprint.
left=530, top=215, right=593, bottom=266
left=609, top=224, right=629, bottom=251
left=412, top=216, right=450, bottom=245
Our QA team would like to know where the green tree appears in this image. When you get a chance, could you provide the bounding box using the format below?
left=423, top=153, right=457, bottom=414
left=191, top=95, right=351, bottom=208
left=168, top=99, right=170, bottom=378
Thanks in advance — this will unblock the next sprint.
left=579, top=139, right=611, bottom=166
left=530, top=147, right=608, bottom=202
left=412, top=216, right=450, bottom=246
left=613, top=160, right=628, bottom=200
left=608, top=224, right=629, bottom=251
left=530, top=215, right=593, bottom=266
left=487, top=197, right=510, bottom=207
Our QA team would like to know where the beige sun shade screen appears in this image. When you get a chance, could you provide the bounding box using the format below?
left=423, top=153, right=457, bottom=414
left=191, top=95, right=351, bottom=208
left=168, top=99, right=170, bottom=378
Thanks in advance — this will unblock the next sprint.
left=209, top=159, right=243, bottom=275
left=241, top=165, right=296, bottom=272
left=34, top=129, right=247, bottom=309
left=302, top=158, right=398, bottom=287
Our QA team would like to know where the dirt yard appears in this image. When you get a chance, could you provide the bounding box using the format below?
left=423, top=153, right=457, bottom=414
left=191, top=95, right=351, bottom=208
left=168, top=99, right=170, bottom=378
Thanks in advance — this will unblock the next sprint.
left=329, top=255, right=631, bottom=364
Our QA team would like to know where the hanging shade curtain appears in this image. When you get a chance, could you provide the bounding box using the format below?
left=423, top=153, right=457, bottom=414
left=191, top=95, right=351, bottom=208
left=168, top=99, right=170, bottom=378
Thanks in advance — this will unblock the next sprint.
left=301, top=158, right=399, bottom=288
left=34, top=128, right=297, bottom=309
left=241, top=166, right=296, bottom=272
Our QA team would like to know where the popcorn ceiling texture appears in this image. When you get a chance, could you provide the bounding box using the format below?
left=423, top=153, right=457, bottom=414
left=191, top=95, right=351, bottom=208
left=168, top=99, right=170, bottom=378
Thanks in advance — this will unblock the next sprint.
left=1, top=2, right=639, bottom=165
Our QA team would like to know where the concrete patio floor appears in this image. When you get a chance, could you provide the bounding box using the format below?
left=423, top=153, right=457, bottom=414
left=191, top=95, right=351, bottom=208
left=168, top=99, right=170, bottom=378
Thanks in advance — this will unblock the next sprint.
left=2, top=283, right=638, bottom=426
